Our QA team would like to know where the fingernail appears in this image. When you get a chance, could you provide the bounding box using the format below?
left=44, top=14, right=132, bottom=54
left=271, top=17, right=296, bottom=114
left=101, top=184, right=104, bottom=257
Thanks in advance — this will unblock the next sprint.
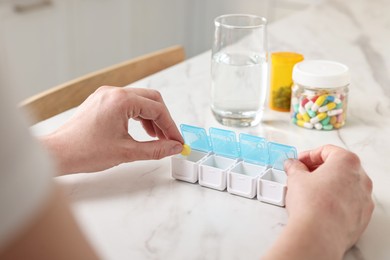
left=171, top=143, right=184, bottom=154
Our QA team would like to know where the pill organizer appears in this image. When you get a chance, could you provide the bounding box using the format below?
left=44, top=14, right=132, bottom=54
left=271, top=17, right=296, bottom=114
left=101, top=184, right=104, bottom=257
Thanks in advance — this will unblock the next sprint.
left=171, top=124, right=212, bottom=183
left=171, top=124, right=297, bottom=207
left=227, top=133, right=268, bottom=199
left=257, top=142, right=297, bottom=206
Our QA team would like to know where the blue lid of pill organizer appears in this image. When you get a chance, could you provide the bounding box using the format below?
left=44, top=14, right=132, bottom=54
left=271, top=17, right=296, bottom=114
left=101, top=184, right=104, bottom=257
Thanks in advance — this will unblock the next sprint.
left=180, top=124, right=211, bottom=152
left=268, top=142, right=297, bottom=171
left=209, top=127, right=239, bottom=159
left=239, top=133, right=269, bottom=166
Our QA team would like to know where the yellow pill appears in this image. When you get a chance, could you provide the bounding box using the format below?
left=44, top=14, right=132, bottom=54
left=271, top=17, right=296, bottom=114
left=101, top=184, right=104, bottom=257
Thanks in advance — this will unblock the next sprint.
left=302, top=113, right=311, bottom=122
left=318, top=102, right=336, bottom=112
left=181, top=144, right=191, bottom=156
left=297, top=120, right=313, bottom=129
left=315, top=95, right=328, bottom=106
left=311, top=95, right=327, bottom=112
left=309, top=112, right=327, bottom=124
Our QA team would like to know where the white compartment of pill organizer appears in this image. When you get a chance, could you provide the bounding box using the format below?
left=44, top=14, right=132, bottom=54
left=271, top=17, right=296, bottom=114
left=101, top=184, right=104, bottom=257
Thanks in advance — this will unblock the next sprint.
left=257, top=142, right=297, bottom=207
left=172, top=150, right=209, bottom=183
left=198, top=128, right=239, bottom=191
left=171, top=125, right=212, bottom=183
left=257, top=169, right=287, bottom=206
left=227, top=134, right=269, bottom=199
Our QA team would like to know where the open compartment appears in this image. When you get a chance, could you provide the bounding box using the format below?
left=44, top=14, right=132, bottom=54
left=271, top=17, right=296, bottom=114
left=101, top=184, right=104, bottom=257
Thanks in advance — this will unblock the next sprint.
left=171, top=125, right=211, bottom=183
left=257, top=142, right=297, bottom=206
left=198, top=127, right=239, bottom=191
left=227, top=134, right=269, bottom=199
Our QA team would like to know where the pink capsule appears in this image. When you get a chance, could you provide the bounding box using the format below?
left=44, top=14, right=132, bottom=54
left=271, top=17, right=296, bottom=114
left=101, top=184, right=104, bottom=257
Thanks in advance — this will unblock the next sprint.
left=337, top=113, right=344, bottom=123
left=301, top=98, right=309, bottom=107
left=327, top=109, right=343, bottom=116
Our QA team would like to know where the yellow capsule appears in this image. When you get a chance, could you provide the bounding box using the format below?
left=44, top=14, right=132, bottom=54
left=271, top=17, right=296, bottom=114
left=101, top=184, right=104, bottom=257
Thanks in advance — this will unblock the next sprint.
left=316, top=95, right=328, bottom=106
left=317, top=112, right=327, bottom=120
left=310, top=112, right=327, bottom=124
left=297, top=113, right=304, bottom=120
left=311, top=95, right=327, bottom=112
left=297, top=120, right=313, bottom=129
left=181, top=144, right=191, bottom=156
left=318, top=102, right=336, bottom=112
left=302, top=112, right=311, bottom=122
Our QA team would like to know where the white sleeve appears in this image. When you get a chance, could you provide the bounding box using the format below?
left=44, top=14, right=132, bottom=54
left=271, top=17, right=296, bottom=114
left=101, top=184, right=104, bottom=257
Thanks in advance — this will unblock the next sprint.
left=0, top=90, right=54, bottom=250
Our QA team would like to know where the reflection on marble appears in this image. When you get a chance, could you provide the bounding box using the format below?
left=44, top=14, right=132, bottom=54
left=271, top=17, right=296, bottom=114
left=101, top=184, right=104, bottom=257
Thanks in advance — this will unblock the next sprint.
left=32, top=0, right=390, bottom=259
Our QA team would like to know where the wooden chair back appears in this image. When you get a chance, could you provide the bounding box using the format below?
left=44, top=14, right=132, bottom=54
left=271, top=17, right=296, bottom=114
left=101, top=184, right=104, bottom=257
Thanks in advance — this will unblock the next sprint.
left=20, top=45, right=185, bottom=125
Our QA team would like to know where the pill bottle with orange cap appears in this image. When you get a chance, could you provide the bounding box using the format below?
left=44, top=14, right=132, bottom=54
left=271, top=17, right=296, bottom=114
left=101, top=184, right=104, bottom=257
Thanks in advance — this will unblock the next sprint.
left=269, top=52, right=304, bottom=112
left=290, top=60, right=350, bottom=130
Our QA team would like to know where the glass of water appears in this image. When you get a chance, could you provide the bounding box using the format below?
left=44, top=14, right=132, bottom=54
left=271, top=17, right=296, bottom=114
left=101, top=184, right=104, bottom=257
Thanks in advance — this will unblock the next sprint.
left=211, top=14, right=268, bottom=127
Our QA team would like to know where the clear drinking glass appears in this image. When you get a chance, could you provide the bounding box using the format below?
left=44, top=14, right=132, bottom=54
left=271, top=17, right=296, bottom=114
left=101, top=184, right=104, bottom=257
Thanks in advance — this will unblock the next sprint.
left=211, top=14, right=268, bottom=127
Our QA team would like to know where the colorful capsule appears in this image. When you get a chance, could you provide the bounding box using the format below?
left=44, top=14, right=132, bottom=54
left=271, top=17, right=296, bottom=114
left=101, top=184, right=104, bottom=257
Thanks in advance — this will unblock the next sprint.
left=318, top=102, right=337, bottom=112
left=310, top=112, right=327, bottom=124
left=321, top=116, right=331, bottom=126
left=333, top=122, right=343, bottom=129
left=323, top=124, right=334, bottom=130
left=334, top=97, right=342, bottom=104
left=311, top=95, right=327, bottom=112
left=326, top=95, right=335, bottom=102
left=307, top=109, right=316, bottom=118
left=302, top=112, right=311, bottom=122
left=327, top=109, right=343, bottom=116
left=311, top=96, right=319, bottom=102
left=299, top=105, right=306, bottom=115
left=314, top=123, right=323, bottom=130
left=304, top=100, right=314, bottom=111
left=330, top=116, right=337, bottom=125
left=337, top=113, right=344, bottom=123
left=297, top=120, right=313, bottom=129
left=301, top=97, right=309, bottom=107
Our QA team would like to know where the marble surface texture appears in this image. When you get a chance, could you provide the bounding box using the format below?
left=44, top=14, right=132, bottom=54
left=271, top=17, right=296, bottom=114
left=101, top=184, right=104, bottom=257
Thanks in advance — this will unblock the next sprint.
left=32, top=0, right=390, bottom=259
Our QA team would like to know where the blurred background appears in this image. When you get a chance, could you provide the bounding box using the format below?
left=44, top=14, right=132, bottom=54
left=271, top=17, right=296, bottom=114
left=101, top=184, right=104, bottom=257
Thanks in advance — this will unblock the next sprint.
left=0, top=0, right=322, bottom=101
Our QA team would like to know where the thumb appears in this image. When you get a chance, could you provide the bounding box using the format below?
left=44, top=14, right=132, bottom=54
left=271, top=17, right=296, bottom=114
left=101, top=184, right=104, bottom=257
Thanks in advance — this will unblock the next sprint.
left=284, top=158, right=310, bottom=176
left=130, top=140, right=183, bottom=161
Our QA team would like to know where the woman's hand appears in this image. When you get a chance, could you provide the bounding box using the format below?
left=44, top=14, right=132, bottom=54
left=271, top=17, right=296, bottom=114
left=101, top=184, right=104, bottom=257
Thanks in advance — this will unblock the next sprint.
left=42, top=86, right=184, bottom=174
left=263, top=145, right=374, bottom=260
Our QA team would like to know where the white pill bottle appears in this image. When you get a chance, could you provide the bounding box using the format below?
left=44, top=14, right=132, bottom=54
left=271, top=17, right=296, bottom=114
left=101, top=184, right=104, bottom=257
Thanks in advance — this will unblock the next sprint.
left=290, top=60, right=350, bottom=130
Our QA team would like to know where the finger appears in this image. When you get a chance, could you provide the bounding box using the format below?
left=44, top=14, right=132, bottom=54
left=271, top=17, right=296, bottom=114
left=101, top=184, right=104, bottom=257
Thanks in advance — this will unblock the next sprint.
left=284, top=158, right=310, bottom=176
left=151, top=121, right=166, bottom=139
left=139, top=119, right=157, bottom=137
left=127, top=139, right=183, bottom=161
left=127, top=94, right=184, bottom=143
left=126, top=88, right=181, bottom=140
left=298, top=145, right=345, bottom=171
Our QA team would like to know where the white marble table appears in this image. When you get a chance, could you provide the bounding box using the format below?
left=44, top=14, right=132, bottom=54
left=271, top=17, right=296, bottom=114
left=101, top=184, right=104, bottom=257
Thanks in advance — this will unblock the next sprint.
left=32, top=0, right=390, bottom=259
